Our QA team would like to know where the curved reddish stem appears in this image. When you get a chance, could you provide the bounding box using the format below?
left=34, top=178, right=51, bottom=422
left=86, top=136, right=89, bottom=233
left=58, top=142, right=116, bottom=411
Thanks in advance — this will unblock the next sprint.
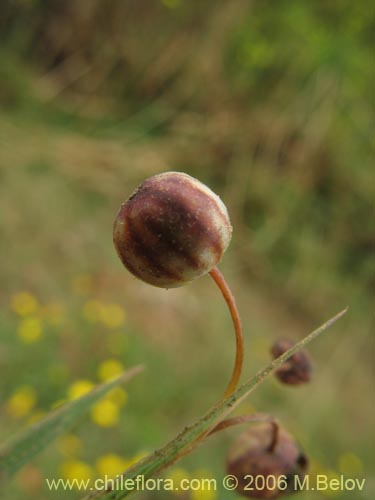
left=208, top=412, right=276, bottom=436
left=209, top=266, right=244, bottom=398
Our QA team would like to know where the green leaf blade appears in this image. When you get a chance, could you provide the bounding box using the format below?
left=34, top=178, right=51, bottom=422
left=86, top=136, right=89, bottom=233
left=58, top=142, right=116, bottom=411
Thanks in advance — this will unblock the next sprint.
left=0, top=365, right=143, bottom=483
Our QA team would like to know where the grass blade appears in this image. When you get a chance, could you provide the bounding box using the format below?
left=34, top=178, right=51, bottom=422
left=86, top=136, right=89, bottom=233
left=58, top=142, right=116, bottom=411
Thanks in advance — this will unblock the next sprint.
left=83, top=308, right=348, bottom=500
left=0, top=365, right=144, bottom=483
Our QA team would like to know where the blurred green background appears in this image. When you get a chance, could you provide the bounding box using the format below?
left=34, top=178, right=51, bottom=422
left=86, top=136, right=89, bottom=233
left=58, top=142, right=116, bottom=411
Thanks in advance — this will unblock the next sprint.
left=0, top=1, right=373, bottom=499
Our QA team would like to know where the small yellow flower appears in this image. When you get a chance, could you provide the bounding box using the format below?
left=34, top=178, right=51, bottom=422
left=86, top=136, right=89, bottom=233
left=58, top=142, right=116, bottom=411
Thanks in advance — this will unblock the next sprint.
left=17, top=317, right=43, bottom=343
left=95, top=454, right=128, bottom=478
left=321, top=470, right=341, bottom=497
left=165, top=468, right=189, bottom=496
left=72, top=274, right=93, bottom=296
left=6, top=386, right=37, bottom=418
left=83, top=301, right=126, bottom=329
left=98, top=359, right=125, bottom=382
left=99, top=304, right=126, bottom=329
left=191, top=489, right=217, bottom=500
left=68, top=380, right=95, bottom=400
left=10, top=291, right=38, bottom=316
left=90, top=400, right=119, bottom=427
left=338, top=452, right=363, bottom=475
left=60, top=460, right=94, bottom=485
left=57, top=434, right=83, bottom=457
left=191, top=469, right=217, bottom=500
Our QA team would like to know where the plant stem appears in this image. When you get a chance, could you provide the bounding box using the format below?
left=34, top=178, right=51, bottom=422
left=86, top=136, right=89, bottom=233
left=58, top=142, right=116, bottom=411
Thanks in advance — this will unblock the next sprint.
left=209, top=266, right=244, bottom=398
left=208, top=412, right=276, bottom=436
left=267, top=421, right=279, bottom=452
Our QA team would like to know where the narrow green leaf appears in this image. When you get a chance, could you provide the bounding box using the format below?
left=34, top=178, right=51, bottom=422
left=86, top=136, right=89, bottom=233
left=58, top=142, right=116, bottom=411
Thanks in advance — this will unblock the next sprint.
left=0, top=365, right=143, bottom=482
left=84, top=308, right=348, bottom=500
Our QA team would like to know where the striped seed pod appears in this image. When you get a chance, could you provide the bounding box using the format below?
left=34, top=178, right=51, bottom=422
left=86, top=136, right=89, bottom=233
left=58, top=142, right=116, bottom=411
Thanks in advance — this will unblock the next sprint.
left=113, top=172, right=232, bottom=288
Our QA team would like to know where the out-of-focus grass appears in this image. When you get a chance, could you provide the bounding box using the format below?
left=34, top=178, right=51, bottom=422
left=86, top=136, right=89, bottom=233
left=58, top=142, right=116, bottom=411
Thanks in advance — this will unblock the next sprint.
left=0, top=1, right=374, bottom=499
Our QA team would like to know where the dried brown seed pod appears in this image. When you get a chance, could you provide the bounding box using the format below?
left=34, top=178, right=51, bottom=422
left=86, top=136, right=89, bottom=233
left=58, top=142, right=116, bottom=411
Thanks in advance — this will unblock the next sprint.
left=271, top=339, right=312, bottom=385
left=226, top=422, right=308, bottom=499
left=113, top=171, right=232, bottom=288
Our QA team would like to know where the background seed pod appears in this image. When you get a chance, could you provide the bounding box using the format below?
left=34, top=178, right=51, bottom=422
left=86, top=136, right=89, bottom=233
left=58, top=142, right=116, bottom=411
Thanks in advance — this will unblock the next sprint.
left=113, top=172, right=232, bottom=288
left=226, top=422, right=308, bottom=499
left=271, top=339, right=312, bottom=385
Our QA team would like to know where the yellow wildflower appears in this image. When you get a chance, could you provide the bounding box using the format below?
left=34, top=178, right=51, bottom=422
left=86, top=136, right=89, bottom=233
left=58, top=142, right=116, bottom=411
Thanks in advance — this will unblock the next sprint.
left=17, top=317, right=43, bottom=343
left=98, top=359, right=125, bottom=382
left=90, top=399, right=119, bottom=427
left=165, top=468, right=189, bottom=496
left=191, top=489, right=217, bottom=500
left=68, top=380, right=95, bottom=400
left=99, top=304, right=126, bottom=329
left=60, top=460, right=94, bottom=485
left=191, top=469, right=217, bottom=500
left=95, top=454, right=128, bottom=478
left=321, top=470, right=341, bottom=497
left=6, top=386, right=37, bottom=418
left=83, top=300, right=126, bottom=328
left=10, top=291, right=38, bottom=316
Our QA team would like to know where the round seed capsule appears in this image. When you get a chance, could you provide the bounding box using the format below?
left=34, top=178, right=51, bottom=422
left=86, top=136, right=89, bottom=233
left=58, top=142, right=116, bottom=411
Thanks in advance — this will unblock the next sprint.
left=113, top=172, right=232, bottom=288
left=226, top=422, right=308, bottom=499
left=271, top=338, right=312, bottom=385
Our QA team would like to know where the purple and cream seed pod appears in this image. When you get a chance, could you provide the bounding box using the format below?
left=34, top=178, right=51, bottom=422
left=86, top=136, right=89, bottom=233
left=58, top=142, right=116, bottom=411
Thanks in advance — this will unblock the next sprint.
left=113, top=171, right=243, bottom=398
left=226, top=422, right=308, bottom=499
left=113, top=171, right=232, bottom=288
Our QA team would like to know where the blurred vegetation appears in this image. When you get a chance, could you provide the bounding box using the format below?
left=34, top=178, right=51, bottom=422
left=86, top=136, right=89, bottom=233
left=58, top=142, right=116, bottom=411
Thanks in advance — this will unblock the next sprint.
left=0, top=1, right=374, bottom=499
